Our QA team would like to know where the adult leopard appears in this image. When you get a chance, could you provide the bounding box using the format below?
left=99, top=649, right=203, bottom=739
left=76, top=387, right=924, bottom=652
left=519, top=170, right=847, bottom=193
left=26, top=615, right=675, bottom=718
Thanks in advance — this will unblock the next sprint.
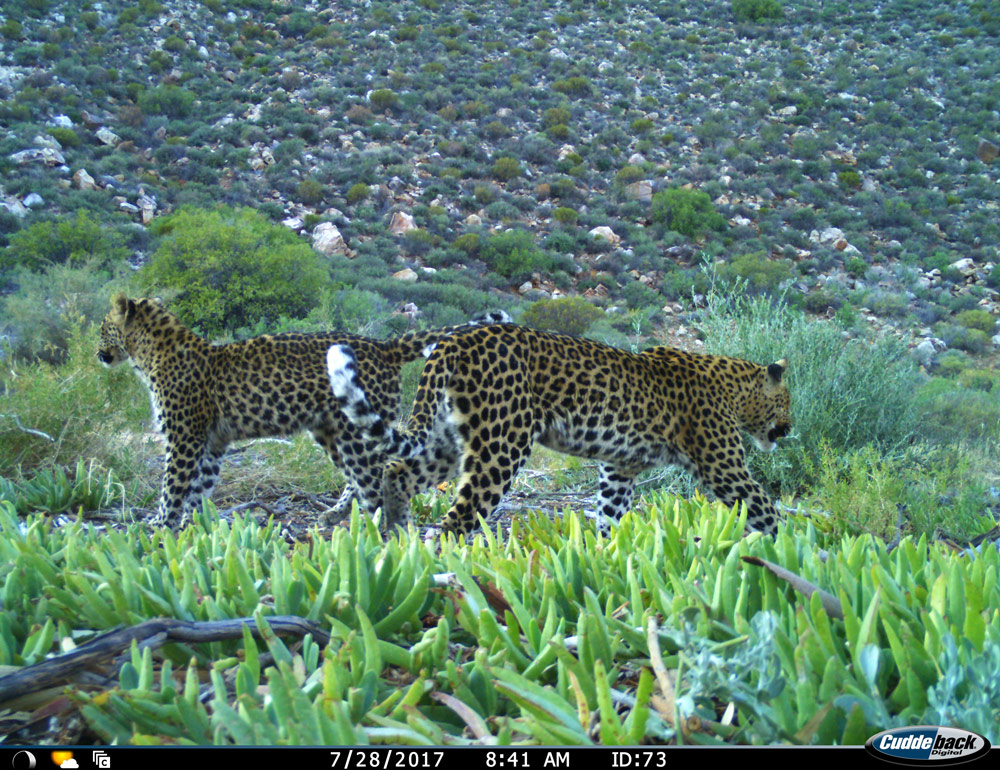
left=97, top=293, right=507, bottom=527
left=327, top=322, right=790, bottom=536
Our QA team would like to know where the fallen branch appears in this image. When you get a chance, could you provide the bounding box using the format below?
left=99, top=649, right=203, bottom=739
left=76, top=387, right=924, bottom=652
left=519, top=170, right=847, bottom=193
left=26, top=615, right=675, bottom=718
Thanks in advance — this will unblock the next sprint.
left=0, top=615, right=330, bottom=705
left=741, top=556, right=843, bottom=620
left=0, top=413, right=54, bottom=442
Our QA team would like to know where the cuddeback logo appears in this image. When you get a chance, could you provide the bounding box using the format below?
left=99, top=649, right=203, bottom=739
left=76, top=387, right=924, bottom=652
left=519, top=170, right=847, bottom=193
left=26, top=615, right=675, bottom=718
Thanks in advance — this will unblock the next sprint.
left=865, top=726, right=991, bottom=765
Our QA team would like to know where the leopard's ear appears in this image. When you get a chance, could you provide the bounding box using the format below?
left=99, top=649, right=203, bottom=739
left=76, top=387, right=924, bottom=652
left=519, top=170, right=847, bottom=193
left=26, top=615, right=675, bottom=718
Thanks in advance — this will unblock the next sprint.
left=110, top=293, right=136, bottom=324
left=767, top=358, right=788, bottom=384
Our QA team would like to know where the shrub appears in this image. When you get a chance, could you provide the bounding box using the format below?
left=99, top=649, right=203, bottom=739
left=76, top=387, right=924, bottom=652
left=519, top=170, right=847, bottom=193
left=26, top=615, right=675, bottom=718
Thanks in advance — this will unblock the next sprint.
left=542, top=106, right=570, bottom=128
left=297, top=178, right=325, bottom=205
left=140, top=206, right=329, bottom=337
left=954, top=309, right=996, bottom=333
left=698, top=285, right=923, bottom=494
left=521, top=296, right=603, bottom=336
left=346, top=183, right=371, bottom=204
left=651, top=188, right=727, bottom=238
left=0, top=320, right=149, bottom=478
left=138, top=85, right=195, bottom=118
left=481, top=229, right=557, bottom=279
left=719, top=252, right=793, bottom=294
left=836, top=169, right=862, bottom=190
left=368, top=89, right=398, bottom=112
left=0, top=262, right=123, bottom=364
left=732, top=0, right=783, bottom=22
left=492, top=157, right=522, bottom=181
left=552, top=76, right=592, bottom=96
left=1, top=211, right=129, bottom=272
left=552, top=207, right=578, bottom=225
left=46, top=126, right=81, bottom=147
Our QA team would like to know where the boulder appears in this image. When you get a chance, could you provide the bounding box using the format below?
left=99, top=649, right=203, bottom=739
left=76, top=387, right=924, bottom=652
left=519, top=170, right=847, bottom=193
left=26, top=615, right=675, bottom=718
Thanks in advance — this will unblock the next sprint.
left=73, top=169, right=97, bottom=190
left=389, top=211, right=417, bottom=235
left=589, top=226, right=620, bottom=246
left=311, top=222, right=349, bottom=257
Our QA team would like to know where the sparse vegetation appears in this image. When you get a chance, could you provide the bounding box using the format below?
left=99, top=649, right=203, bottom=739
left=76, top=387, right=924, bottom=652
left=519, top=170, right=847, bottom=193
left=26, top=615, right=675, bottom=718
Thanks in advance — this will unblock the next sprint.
left=2, top=0, right=999, bottom=746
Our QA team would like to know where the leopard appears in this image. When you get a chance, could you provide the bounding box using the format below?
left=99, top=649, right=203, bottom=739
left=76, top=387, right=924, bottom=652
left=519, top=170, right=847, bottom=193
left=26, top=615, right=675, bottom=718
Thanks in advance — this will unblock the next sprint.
left=326, top=322, right=791, bottom=537
left=97, top=292, right=508, bottom=528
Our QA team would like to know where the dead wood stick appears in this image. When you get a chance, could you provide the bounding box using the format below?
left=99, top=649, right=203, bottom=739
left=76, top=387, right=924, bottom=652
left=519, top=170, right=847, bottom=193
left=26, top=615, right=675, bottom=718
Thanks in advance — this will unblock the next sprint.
left=0, top=615, right=330, bottom=704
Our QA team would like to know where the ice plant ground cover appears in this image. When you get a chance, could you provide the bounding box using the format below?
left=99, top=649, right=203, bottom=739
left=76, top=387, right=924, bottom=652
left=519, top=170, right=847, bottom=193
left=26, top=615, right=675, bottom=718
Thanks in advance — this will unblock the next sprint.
left=0, top=496, right=997, bottom=745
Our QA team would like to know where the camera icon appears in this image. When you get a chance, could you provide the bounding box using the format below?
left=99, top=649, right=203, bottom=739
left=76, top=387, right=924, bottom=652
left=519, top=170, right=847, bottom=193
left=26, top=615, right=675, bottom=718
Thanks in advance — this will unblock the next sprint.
left=92, top=753, right=110, bottom=769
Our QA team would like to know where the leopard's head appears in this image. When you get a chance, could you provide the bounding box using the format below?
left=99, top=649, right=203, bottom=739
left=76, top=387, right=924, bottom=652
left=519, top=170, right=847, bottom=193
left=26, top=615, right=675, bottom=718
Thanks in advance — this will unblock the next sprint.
left=97, top=293, right=134, bottom=367
left=743, top=359, right=791, bottom=453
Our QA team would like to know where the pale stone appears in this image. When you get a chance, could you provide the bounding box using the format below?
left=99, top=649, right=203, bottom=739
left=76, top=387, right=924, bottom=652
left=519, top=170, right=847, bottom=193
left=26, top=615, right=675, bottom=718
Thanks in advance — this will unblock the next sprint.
left=311, top=222, right=349, bottom=256
left=392, top=268, right=418, bottom=282
left=389, top=211, right=417, bottom=235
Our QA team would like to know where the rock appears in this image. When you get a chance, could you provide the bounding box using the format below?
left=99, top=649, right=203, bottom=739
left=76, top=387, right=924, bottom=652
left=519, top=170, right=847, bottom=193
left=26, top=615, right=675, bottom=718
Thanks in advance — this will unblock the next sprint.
left=119, top=201, right=139, bottom=215
left=73, top=169, right=97, bottom=190
left=518, top=281, right=533, bottom=294
left=47, top=114, right=73, bottom=128
left=628, top=152, right=646, bottom=166
left=9, top=147, right=65, bottom=166
left=557, top=144, right=576, bottom=161
left=598, top=61, right=614, bottom=73
left=993, top=333, right=1000, bottom=349
left=137, top=194, right=157, bottom=224
left=912, top=339, right=937, bottom=367
left=977, top=139, right=999, bottom=164
left=33, top=133, right=62, bottom=150
left=389, top=211, right=416, bottom=235
left=392, top=268, right=418, bottom=282
left=311, top=222, right=349, bottom=257
left=949, top=257, right=976, bottom=276
left=282, top=216, right=304, bottom=231
left=588, top=226, right=620, bottom=246
left=2, top=197, right=28, bottom=218
left=95, top=127, right=120, bottom=146
left=624, top=180, right=653, bottom=202
left=22, top=192, right=44, bottom=208
left=464, top=213, right=482, bottom=226
left=777, top=105, right=798, bottom=117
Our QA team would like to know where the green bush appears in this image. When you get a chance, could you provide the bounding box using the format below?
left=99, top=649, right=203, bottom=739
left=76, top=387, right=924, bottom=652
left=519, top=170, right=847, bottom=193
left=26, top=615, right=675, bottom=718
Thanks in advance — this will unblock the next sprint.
left=140, top=206, right=329, bottom=337
left=297, top=178, right=325, bottom=205
left=698, top=286, right=924, bottom=494
left=954, top=309, right=996, bottom=333
left=1, top=211, right=129, bottom=272
left=552, top=76, right=592, bottom=96
left=836, top=169, right=863, bottom=190
left=521, top=296, right=603, bottom=336
left=0, top=320, right=149, bottom=477
left=46, top=126, right=81, bottom=147
left=916, top=377, right=1000, bottom=445
left=0, top=262, right=122, bottom=364
left=651, top=188, right=727, bottom=238
left=368, top=89, right=398, bottom=112
left=732, top=0, right=783, bottom=22
left=552, top=207, right=578, bottom=225
left=346, top=183, right=370, bottom=205
left=481, top=230, right=557, bottom=279
left=720, top=252, right=793, bottom=294
left=138, top=85, right=195, bottom=118
left=492, top=157, right=522, bottom=181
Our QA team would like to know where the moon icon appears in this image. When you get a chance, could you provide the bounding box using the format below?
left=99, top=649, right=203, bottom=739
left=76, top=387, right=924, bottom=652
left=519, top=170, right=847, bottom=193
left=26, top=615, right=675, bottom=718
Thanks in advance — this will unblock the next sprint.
left=12, top=752, right=37, bottom=770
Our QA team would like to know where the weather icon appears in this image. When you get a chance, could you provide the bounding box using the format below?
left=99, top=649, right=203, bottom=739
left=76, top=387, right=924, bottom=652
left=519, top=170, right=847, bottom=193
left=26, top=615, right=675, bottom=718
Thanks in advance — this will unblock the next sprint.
left=49, top=755, right=77, bottom=770
left=11, top=751, right=36, bottom=770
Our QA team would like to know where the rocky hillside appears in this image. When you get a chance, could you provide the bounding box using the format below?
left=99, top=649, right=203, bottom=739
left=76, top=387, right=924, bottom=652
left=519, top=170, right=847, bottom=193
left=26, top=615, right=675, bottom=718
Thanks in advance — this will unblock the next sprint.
left=1, top=0, right=999, bottom=364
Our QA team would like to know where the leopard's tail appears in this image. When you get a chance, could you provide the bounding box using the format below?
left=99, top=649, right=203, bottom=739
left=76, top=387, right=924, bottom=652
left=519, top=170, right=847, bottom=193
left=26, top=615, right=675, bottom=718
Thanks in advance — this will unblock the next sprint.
left=382, top=309, right=511, bottom=365
left=327, top=343, right=440, bottom=460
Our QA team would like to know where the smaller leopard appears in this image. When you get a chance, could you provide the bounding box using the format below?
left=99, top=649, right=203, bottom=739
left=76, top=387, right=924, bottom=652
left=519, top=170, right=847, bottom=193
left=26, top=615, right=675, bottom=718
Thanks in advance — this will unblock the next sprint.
left=97, top=293, right=508, bottom=528
left=327, top=323, right=791, bottom=536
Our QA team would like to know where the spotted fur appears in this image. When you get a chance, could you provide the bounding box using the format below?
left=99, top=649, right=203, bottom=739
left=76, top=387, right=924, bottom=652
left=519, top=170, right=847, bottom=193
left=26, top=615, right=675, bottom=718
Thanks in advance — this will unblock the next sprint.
left=97, top=293, right=508, bottom=527
left=328, top=323, right=791, bottom=535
